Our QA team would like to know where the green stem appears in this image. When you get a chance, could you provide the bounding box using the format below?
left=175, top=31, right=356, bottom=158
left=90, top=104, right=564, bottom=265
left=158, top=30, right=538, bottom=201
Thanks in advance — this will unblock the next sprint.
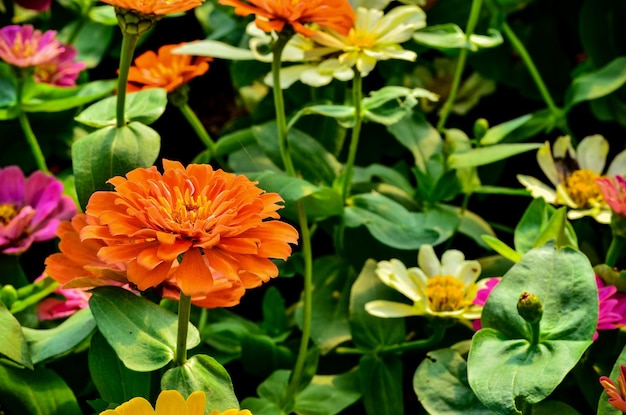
left=288, top=201, right=314, bottom=394
left=174, top=293, right=192, bottom=367
left=341, top=70, right=363, bottom=203
left=197, top=307, right=208, bottom=333
left=501, top=22, right=560, bottom=120
left=529, top=321, right=540, bottom=346
left=606, top=236, right=625, bottom=267
left=177, top=101, right=218, bottom=161
left=116, top=33, right=140, bottom=128
left=271, top=33, right=296, bottom=177
left=436, top=0, right=483, bottom=132
left=17, top=78, right=49, bottom=173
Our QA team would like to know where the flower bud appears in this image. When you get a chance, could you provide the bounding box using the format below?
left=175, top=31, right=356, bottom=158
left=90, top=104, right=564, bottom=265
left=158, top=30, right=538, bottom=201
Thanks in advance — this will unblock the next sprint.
left=115, top=7, right=160, bottom=36
left=473, top=118, right=489, bottom=141
left=517, top=291, right=543, bottom=324
left=0, top=284, right=18, bottom=308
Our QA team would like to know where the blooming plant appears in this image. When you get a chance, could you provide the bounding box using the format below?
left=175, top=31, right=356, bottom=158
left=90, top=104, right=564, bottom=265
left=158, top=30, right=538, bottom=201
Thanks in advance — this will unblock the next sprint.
left=3, top=0, right=626, bottom=414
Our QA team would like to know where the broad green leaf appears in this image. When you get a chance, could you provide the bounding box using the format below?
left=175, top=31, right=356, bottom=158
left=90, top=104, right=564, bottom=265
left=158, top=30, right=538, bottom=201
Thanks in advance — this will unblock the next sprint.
left=413, top=24, right=503, bottom=51
left=257, top=370, right=291, bottom=406
left=565, top=56, right=626, bottom=110
left=362, top=87, right=438, bottom=126
left=89, top=286, right=200, bottom=372
left=344, top=193, right=442, bottom=250
left=480, top=114, right=533, bottom=145
left=414, top=347, right=494, bottom=414
left=75, top=88, right=168, bottom=128
left=349, top=259, right=405, bottom=350
left=241, top=397, right=284, bottom=415
left=359, top=355, right=403, bottom=415
left=88, top=5, right=118, bottom=25
left=0, top=361, right=82, bottom=415
left=214, top=128, right=256, bottom=158
left=448, top=143, right=542, bottom=169
left=61, top=21, right=114, bottom=68
left=467, top=245, right=597, bottom=414
left=22, top=307, right=95, bottom=364
left=72, top=121, right=160, bottom=209
left=161, top=354, right=239, bottom=412
left=261, top=287, right=288, bottom=337
left=352, top=164, right=414, bottom=195
left=88, top=331, right=151, bottom=404
left=252, top=122, right=342, bottom=185
left=387, top=112, right=442, bottom=172
left=295, top=371, right=361, bottom=415
left=481, top=235, right=523, bottom=263
left=532, top=207, right=577, bottom=250
left=21, top=79, right=116, bottom=112
left=0, top=69, right=17, bottom=119
left=240, top=333, right=294, bottom=377
left=303, top=256, right=354, bottom=354
left=174, top=40, right=255, bottom=60
left=200, top=309, right=263, bottom=364
left=290, top=105, right=355, bottom=128
left=0, top=300, right=32, bottom=369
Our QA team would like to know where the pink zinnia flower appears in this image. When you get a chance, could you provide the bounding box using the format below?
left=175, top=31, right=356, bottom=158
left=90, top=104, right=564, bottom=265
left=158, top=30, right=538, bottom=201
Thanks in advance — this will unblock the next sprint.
left=0, top=166, right=76, bottom=255
left=471, top=275, right=626, bottom=339
left=600, top=364, right=626, bottom=412
left=0, top=25, right=62, bottom=68
left=34, top=45, right=86, bottom=87
left=597, top=175, right=626, bottom=217
left=35, top=275, right=90, bottom=321
left=14, top=0, right=53, bottom=12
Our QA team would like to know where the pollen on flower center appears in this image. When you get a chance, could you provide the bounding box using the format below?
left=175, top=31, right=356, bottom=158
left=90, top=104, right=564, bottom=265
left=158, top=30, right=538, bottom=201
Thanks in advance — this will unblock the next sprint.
left=565, top=169, right=604, bottom=207
left=348, top=30, right=377, bottom=48
left=0, top=203, right=18, bottom=224
left=172, top=187, right=211, bottom=224
left=425, top=275, right=466, bottom=312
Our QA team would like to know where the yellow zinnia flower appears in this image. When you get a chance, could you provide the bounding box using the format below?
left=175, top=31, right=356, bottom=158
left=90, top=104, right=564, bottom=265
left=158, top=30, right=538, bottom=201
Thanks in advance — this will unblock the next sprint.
left=517, top=135, right=626, bottom=223
left=100, top=390, right=252, bottom=415
left=365, top=245, right=483, bottom=324
left=309, top=5, right=426, bottom=76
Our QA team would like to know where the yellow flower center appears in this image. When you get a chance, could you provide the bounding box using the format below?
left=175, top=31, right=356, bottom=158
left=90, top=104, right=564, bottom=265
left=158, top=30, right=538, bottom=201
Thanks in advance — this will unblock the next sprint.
left=424, top=275, right=466, bottom=312
left=564, top=169, right=604, bottom=207
left=172, top=187, right=211, bottom=224
left=348, top=29, right=377, bottom=48
left=0, top=203, right=18, bottom=224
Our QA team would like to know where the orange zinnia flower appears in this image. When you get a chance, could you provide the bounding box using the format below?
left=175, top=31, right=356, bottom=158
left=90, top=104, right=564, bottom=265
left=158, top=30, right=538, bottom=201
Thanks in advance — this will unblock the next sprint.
left=45, top=213, right=129, bottom=289
left=80, top=159, right=299, bottom=299
left=101, top=0, right=203, bottom=16
left=127, top=43, right=211, bottom=92
left=219, top=0, right=355, bottom=37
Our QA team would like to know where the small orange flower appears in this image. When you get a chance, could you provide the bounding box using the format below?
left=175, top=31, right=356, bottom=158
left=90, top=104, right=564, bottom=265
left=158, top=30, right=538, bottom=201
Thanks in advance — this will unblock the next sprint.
left=101, top=0, right=203, bottom=16
left=127, top=43, right=211, bottom=92
left=45, top=213, right=129, bottom=288
left=218, top=0, right=355, bottom=37
left=80, top=160, right=299, bottom=299
left=600, top=365, right=626, bottom=412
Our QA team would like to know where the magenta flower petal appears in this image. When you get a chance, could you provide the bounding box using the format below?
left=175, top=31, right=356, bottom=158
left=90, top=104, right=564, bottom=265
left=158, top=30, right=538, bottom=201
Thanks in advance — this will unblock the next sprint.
left=34, top=45, right=86, bottom=87
left=14, top=0, right=53, bottom=11
left=0, top=25, right=63, bottom=68
left=0, top=166, right=76, bottom=255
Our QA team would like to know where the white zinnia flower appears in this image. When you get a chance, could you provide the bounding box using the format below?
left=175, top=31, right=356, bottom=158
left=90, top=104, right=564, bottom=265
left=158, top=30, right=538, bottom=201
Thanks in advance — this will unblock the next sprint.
left=517, top=135, right=626, bottom=224
left=365, top=245, right=482, bottom=322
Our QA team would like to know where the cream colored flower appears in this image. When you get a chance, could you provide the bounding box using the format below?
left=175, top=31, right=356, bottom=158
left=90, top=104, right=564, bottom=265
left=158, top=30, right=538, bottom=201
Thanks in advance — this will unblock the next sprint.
left=365, top=245, right=482, bottom=322
left=309, top=5, right=426, bottom=76
left=517, top=135, right=626, bottom=224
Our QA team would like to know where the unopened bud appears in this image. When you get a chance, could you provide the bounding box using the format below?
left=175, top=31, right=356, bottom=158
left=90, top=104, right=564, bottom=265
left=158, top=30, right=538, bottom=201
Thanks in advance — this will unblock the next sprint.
left=517, top=292, right=543, bottom=324
left=473, top=118, right=489, bottom=140
left=115, top=7, right=160, bottom=36
left=0, top=285, right=18, bottom=308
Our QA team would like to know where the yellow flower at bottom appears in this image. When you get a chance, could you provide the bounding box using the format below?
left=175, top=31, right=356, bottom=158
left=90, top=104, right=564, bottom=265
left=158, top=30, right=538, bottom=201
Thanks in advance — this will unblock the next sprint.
left=100, top=390, right=252, bottom=415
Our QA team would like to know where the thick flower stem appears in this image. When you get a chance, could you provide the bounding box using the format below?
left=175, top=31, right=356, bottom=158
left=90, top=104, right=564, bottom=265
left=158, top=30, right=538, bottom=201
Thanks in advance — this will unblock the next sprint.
left=16, top=78, right=49, bottom=173
left=501, top=22, right=563, bottom=129
left=116, top=33, right=140, bottom=128
left=606, top=236, right=625, bottom=268
left=341, top=70, right=363, bottom=203
left=529, top=320, right=540, bottom=346
left=271, top=33, right=296, bottom=177
left=174, top=293, right=192, bottom=367
left=436, top=0, right=483, bottom=132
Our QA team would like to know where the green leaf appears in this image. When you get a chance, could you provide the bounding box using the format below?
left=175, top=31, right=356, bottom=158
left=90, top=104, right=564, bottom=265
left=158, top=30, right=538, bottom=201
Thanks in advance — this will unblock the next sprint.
left=305, top=256, right=353, bottom=354
left=413, top=24, right=503, bottom=51
left=467, top=245, right=597, bottom=414
left=75, top=88, right=168, bottom=128
left=291, top=104, right=356, bottom=128
left=480, top=114, right=533, bottom=145
left=62, top=21, right=114, bottom=68
left=261, top=286, right=288, bottom=337
left=72, top=121, right=160, bottom=209
left=161, top=354, right=239, bottom=412
left=240, top=333, right=294, bottom=377
left=0, top=300, right=32, bottom=369
left=89, top=286, right=200, bottom=372
left=344, top=193, right=442, bottom=250
left=448, top=143, right=542, bottom=169
left=387, top=112, right=442, bottom=173
left=241, top=397, right=285, bottom=415
left=362, top=87, right=437, bottom=126
left=88, top=331, right=151, bottom=405
left=532, top=207, right=577, bottom=250
left=481, top=235, right=523, bottom=263
left=565, top=56, right=626, bottom=110
left=349, top=259, right=405, bottom=351
left=359, top=355, right=404, bottom=415
left=294, top=371, right=361, bottom=415
left=21, top=79, right=116, bottom=112
left=0, top=361, right=82, bottom=415
left=88, top=5, right=118, bottom=25
left=174, top=40, right=255, bottom=60
left=414, top=347, right=494, bottom=415
left=22, top=307, right=95, bottom=364
left=514, top=199, right=578, bottom=255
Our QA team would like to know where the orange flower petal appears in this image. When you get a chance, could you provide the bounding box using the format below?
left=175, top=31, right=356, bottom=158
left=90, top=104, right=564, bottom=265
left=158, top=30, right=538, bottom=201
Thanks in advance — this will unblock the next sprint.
left=173, top=248, right=214, bottom=296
